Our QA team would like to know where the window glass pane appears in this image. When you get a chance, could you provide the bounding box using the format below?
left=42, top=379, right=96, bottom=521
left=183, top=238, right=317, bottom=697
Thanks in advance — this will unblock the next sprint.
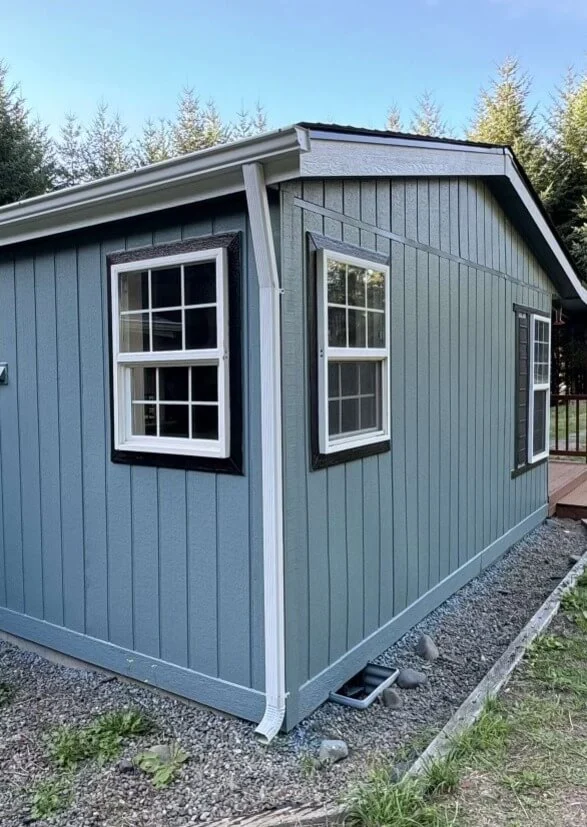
left=192, top=365, right=218, bottom=401
left=329, top=401, right=341, bottom=436
left=151, top=266, right=181, bottom=308
left=132, top=404, right=157, bottom=436
left=120, top=270, right=148, bottom=312
left=347, top=266, right=366, bottom=307
left=159, top=366, right=189, bottom=400
left=348, top=309, right=366, bottom=347
left=185, top=308, right=217, bottom=349
left=360, top=395, right=378, bottom=430
left=327, top=260, right=346, bottom=304
left=192, top=405, right=218, bottom=440
left=359, top=362, right=376, bottom=394
left=132, top=367, right=156, bottom=401
left=328, top=362, right=340, bottom=397
left=185, top=262, right=216, bottom=305
left=160, top=404, right=189, bottom=438
left=152, top=310, right=182, bottom=351
left=367, top=312, right=385, bottom=348
left=120, top=312, right=150, bottom=352
left=328, top=307, right=346, bottom=347
left=341, top=398, right=360, bottom=433
left=533, top=389, right=547, bottom=455
left=366, top=270, right=385, bottom=310
left=340, top=362, right=359, bottom=396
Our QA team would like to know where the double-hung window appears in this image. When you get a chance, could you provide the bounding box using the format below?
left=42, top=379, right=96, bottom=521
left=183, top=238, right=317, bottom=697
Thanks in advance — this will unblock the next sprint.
left=111, top=246, right=230, bottom=460
left=317, top=248, right=390, bottom=455
left=528, top=314, right=551, bottom=462
left=514, top=307, right=551, bottom=469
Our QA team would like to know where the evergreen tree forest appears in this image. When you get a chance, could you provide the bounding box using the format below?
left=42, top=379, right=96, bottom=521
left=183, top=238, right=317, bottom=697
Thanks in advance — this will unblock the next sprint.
left=1, top=56, right=587, bottom=282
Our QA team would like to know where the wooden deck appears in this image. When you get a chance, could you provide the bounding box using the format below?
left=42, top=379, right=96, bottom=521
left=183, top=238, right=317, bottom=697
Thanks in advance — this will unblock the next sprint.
left=549, top=460, right=587, bottom=518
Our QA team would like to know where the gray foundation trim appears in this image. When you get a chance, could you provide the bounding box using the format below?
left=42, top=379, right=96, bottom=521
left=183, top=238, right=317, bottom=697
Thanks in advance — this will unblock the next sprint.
left=294, top=197, right=552, bottom=297
left=295, top=505, right=547, bottom=723
left=0, top=608, right=265, bottom=723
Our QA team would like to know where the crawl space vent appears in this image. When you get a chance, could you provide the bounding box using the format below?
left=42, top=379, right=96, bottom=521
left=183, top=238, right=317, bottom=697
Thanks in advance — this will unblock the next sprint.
left=329, top=662, right=399, bottom=709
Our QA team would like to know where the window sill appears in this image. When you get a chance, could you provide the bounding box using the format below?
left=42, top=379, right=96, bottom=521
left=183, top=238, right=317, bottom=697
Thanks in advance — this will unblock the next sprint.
left=312, top=438, right=390, bottom=470
left=511, top=455, right=548, bottom=479
left=112, top=447, right=243, bottom=475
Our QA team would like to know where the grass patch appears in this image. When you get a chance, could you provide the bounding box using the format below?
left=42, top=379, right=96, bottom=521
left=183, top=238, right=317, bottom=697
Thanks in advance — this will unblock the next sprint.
left=344, top=768, right=458, bottom=827
left=447, top=699, right=510, bottom=763
left=48, top=708, right=153, bottom=769
left=134, top=742, right=189, bottom=788
left=29, top=777, right=71, bottom=822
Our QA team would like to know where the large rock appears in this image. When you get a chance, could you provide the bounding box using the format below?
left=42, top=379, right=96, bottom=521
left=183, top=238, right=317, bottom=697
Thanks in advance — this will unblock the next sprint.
left=415, top=633, right=439, bottom=662
left=382, top=688, right=402, bottom=709
left=396, top=668, right=428, bottom=689
left=318, top=739, right=349, bottom=765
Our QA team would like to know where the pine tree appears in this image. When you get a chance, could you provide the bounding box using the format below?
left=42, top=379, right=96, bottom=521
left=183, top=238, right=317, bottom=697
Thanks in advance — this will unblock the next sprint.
left=172, top=88, right=205, bottom=154
left=82, top=102, right=132, bottom=179
left=136, top=117, right=172, bottom=166
left=385, top=103, right=403, bottom=132
left=55, top=112, right=86, bottom=186
left=230, top=102, right=268, bottom=140
left=0, top=60, right=55, bottom=204
left=468, top=57, right=546, bottom=191
left=201, top=99, right=228, bottom=148
left=543, top=70, right=587, bottom=248
left=410, top=91, right=448, bottom=137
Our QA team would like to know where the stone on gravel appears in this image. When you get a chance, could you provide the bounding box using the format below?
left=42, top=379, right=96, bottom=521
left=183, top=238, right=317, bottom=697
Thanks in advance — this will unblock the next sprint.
left=117, top=758, right=135, bottom=774
left=382, top=688, right=402, bottom=709
left=415, top=633, right=439, bottom=662
left=139, top=743, right=173, bottom=762
left=318, top=739, right=348, bottom=764
left=396, top=668, right=428, bottom=689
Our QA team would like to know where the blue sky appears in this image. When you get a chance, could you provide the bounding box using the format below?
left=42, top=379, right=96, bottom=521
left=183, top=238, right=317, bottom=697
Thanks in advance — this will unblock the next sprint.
left=1, top=0, right=586, bottom=138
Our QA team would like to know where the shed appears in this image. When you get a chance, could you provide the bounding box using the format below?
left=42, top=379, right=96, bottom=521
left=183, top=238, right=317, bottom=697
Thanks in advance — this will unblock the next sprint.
left=0, top=124, right=585, bottom=739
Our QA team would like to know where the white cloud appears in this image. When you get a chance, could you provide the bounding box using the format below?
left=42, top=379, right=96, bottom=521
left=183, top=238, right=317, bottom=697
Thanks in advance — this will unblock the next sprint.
left=490, top=0, right=587, bottom=19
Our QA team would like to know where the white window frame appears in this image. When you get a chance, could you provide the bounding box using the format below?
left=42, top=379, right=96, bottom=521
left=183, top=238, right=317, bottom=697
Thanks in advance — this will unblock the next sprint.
left=111, top=248, right=230, bottom=459
left=317, top=248, right=390, bottom=454
left=528, top=313, right=551, bottom=464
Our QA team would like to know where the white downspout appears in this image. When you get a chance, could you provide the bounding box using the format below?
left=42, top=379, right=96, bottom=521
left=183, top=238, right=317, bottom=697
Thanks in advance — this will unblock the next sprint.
left=242, top=162, right=286, bottom=743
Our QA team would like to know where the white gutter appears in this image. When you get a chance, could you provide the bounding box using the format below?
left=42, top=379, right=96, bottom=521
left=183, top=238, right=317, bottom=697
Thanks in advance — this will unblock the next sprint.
left=242, top=162, right=287, bottom=742
left=0, top=127, right=307, bottom=247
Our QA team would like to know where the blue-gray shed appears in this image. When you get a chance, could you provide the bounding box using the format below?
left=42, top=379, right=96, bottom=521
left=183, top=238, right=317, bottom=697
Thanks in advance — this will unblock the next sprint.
left=0, top=124, right=585, bottom=737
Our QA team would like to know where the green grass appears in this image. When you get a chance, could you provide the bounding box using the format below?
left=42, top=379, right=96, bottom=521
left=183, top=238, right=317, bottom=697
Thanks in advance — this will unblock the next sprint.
left=29, top=777, right=71, bottom=822
left=48, top=708, right=153, bottom=769
left=134, top=742, right=189, bottom=788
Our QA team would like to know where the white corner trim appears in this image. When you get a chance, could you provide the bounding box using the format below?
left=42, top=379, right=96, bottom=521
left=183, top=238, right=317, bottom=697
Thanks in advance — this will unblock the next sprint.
left=242, top=162, right=286, bottom=743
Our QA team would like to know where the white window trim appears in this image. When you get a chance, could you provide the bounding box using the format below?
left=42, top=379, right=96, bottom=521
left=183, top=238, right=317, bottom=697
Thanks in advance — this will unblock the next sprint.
left=528, top=313, right=551, bottom=464
left=317, top=248, right=390, bottom=454
left=111, top=247, right=230, bottom=459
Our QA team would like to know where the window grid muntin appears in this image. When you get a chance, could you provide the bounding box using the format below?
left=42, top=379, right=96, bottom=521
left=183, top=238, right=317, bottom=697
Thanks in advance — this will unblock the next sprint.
left=112, top=247, right=229, bottom=459
left=326, top=259, right=387, bottom=350
left=319, top=248, right=390, bottom=454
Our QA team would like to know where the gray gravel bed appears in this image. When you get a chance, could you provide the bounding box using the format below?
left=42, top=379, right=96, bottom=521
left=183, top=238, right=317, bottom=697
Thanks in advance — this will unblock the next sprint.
left=0, top=517, right=584, bottom=826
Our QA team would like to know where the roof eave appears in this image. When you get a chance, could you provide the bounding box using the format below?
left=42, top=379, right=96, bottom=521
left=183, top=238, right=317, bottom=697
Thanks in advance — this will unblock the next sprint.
left=0, top=125, right=308, bottom=247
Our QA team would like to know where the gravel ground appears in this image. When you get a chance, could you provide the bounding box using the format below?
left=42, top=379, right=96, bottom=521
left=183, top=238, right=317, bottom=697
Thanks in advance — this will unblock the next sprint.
left=0, top=517, right=585, bottom=827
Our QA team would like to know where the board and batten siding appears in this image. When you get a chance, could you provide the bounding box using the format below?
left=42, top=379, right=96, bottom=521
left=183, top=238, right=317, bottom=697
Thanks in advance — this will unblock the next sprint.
left=280, top=177, right=554, bottom=728
left=0, top=198, right=265, bottom=722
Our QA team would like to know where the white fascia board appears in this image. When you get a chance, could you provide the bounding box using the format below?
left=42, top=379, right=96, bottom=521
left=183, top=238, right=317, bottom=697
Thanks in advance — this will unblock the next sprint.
left=504, top=154, right=587, bottom=305
left=300, top=135, right=507, bottom=178
left=0, top=126, right=308, bottom=247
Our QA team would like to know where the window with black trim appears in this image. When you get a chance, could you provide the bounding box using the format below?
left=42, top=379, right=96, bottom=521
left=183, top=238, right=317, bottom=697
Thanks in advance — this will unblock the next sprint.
left=317, top=248, right=390, bottom=455
left=108, top=234, right=242, bottom=473
left=514, top=307, right=551, bottom=470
